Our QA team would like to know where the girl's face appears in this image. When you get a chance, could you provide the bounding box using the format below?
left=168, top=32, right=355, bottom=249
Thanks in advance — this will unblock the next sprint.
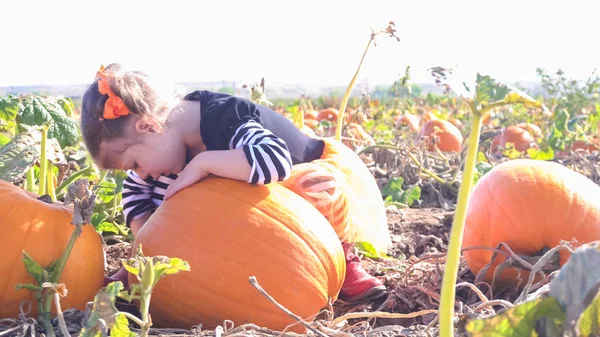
left=95, top=118, right=188, bottom=179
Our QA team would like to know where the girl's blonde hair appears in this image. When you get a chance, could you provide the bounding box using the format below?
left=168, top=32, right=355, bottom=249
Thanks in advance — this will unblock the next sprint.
left=80, top=63, right=187, bottom=158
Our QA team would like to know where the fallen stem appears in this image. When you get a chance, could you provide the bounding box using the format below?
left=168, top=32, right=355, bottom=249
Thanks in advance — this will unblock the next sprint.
left=515, top=244, right=574, bottom=304
left=248, top=276, right=327, bottom=337
left=52, top=292, right=70, bottom=337
left=329, top=309, right=438, bottom=327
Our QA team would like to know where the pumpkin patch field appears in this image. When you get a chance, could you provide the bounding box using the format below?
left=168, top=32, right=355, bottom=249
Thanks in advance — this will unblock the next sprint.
left=2, top=65, right=600, bottom=337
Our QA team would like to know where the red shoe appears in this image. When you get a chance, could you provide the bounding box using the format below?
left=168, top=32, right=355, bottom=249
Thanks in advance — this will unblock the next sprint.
left=338, top=242, right=387, bottom=303
left=103, top=266, right=130, bottom=288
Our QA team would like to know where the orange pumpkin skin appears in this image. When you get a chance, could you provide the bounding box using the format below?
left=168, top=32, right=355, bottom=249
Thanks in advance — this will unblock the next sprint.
left=463, top=159, right=600, bottom=286
left=418, top=119, right=463, bottom=152
left=516, top=122, right=542, bottom=138
left=130, top=177, right=346, bottom=332
left=317, top=138, right=392, bottom=253
left=0, top=181, right=105, bottom=318
left=317, top=108, right=339, bottom=122
left=491, top=126, right=537, bottom=153
left=304, top=110, right=318, bottom=121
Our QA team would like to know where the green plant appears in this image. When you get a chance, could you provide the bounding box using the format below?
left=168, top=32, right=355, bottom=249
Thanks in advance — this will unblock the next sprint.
left=429, top=67, right=548, bottom=337
left=80, top=246, right=190, bottom=337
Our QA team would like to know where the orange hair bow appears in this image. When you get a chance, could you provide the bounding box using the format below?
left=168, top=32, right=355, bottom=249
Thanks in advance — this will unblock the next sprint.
left=95, top=65, right=131, bottom=120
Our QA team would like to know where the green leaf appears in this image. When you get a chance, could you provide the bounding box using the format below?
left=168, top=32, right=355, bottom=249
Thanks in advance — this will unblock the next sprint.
left=528, top=147, right=555, bottom=161
left=355, top=241, right=389, bottom=259
left=122, top=259, right=140, bottom=277
left=0, top=128, right=41, bottom=183
left=81, top=281, right=128, bottom=337
left=57, top=97, right=75, bottom=118
left=465, top=296, right=565, bottom=336
left=403, top=185, right=421, bottom=206
left=0, top=133, right=11, bottom=147
left=549, top=241, right=600, bottom=332
left=475, top=74, right=511, bottom=107
left=577, top=288, right=600, bottom=337
left=554, top=109, right=570, bottom=132
left=16, top=95, right=80, bottom=148
left=110, top=313, right=136, bottom=337
left=96, top=221, right=120, bottom=234
left=152, top=257, right=191, bottom=281
left=21, top=250, right=47, bottom=284
left=0, top=96, right=19, bottom=121
left=382, top=176, right=405, bottom=202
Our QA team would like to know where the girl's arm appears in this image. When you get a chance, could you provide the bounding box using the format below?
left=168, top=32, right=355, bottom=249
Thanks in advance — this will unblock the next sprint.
left=163, top=120, right=293, bottom=199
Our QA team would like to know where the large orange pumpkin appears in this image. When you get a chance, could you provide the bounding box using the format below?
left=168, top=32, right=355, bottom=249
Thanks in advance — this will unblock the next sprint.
left=462, top=159, right=600, bottom=286
left=130, top=177, right=346, bottom=332
left=0, top=181, right=105, bottom=318
left=418, top=119, right=463, bottom=152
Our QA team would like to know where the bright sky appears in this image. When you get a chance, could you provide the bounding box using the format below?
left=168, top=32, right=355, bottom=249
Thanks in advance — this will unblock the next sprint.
left=1, top=0, right=597, bottom=88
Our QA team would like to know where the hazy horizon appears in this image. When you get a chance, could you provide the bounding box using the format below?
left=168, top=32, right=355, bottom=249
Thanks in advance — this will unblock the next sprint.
left=1, top=0, right=598, bottom=88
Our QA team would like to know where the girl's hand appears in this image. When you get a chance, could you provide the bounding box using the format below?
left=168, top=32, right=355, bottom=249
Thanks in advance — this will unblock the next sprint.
left=164, top=155, right=210, bottom=200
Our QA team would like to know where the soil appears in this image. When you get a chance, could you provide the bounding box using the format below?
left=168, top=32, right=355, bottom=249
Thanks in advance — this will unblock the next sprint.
left=0, top=207, right=475, bottom=337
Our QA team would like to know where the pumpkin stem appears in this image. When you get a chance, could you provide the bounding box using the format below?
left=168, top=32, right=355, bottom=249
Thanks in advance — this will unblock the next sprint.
left=36, top=195, right=53, bottom=203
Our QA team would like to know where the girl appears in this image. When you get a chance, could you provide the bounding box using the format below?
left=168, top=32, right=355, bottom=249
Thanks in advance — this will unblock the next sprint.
left=81, top=63, right=387, bottom=304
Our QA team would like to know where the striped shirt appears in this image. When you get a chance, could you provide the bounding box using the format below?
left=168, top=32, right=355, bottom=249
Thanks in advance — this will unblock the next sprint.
left=121, top=119, right=293, bottom=226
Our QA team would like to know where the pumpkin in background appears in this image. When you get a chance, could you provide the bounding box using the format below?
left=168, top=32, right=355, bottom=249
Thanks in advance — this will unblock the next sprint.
left=0, top=181, right=105, bottom=318
left=516, top=122, right=542, bottom=139
left=342, top=123, right=375, bottom=150
left=317, top=108, right=339, bottom=122
left=303, top=118, right=319, bottom=130
left=396, top=113, right=419, bottom=132
left=491, top=125, right=537, bottom=153
left=419, top=111, right=438, bottom=126
left=304, top=109, right=318, bottom=121
left=130, top=177, right=346, bottom=332
left=462, top=159, right=600, bottom=286
left=571, top=136, right=599, bottom=152
left=418, top=119, right=463, bottom=152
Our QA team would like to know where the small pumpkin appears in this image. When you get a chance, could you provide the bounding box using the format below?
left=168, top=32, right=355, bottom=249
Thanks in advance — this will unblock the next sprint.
left=516, top=122, right=542, bottom=138
left=571, top=136, right=599, bottom=152
left=342, top=123, right=375, bottom=150
left=130, top=178, right=346, bottom=332
left=490, top=125, right=537, bottom=153
left=304, top=110, right=318, bottom=121
left=418, top=119, right=463, bottom=152
left=0, top=181, right=105, bottom=318
left=462, top=159, right=600, bottom=286
left=317, top=108, right=339, bottom=122
left=304, top=118, right=319, bottom=129
left=395, top=113, right=419, bottom=132
left=419, top=111, right=437, bottom=126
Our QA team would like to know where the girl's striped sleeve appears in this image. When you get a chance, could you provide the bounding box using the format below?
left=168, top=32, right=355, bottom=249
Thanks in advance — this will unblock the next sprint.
left=228, top=120, right=293, bottom=185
